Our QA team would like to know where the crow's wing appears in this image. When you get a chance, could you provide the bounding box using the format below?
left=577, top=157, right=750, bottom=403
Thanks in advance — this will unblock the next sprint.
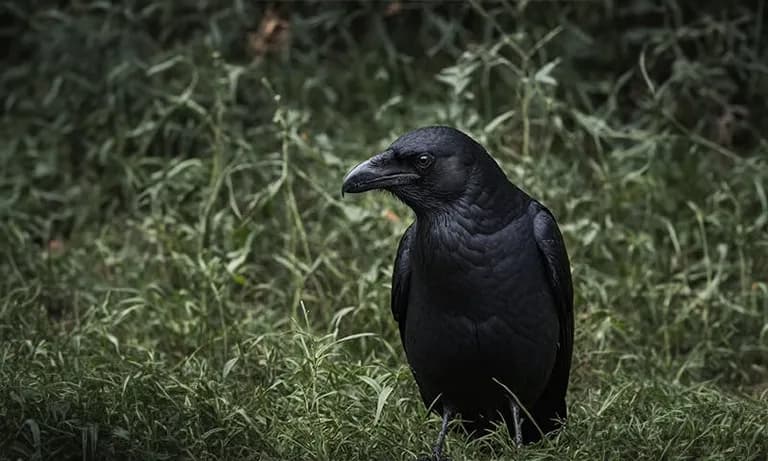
left=391, top=224, right=414, bottom=349
left=529, top=204, right=574, bottom=436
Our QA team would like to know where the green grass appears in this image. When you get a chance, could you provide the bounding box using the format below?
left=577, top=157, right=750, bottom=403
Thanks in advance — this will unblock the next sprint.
left=1, top=1, right=767, bottom=460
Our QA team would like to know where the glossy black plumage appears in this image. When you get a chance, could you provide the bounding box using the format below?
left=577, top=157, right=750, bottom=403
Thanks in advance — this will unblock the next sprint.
left=343, top=126, right=574, bottom=448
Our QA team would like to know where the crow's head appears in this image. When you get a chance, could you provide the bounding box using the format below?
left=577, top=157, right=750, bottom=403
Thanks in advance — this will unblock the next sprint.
left=342, top=126, right=495, bottom=211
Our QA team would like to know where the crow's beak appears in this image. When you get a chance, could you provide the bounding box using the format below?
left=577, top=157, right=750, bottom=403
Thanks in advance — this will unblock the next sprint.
left=341, top=150, right=419, bottom=196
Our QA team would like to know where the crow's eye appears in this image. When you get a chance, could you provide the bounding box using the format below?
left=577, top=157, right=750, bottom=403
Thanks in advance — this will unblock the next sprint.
left=414, top=153, right=434, bottom=171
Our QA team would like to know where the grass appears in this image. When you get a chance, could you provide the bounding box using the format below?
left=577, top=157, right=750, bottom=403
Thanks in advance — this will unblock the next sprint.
left=1, top=1, right=767, bottom=460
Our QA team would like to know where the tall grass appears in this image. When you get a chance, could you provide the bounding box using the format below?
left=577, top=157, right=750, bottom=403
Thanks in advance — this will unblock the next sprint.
left=1, top=1, right=767, bottom=460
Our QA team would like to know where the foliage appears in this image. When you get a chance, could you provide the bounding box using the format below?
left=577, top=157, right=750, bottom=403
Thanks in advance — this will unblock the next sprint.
left=1, top=1, right=767, bottom=460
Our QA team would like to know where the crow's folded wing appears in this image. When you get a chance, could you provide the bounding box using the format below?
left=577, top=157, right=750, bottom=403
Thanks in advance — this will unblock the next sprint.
left=531, top=205, right=574, bottom=424
left=391, top=224, right=414, bottom=350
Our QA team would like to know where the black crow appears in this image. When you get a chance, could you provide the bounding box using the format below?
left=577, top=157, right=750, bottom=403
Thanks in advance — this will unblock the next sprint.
left=342, top=126, right=573, bottom=459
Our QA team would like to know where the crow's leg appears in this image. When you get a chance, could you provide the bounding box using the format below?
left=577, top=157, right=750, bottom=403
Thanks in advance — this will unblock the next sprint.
left=509, top=400, right=523, bottom=447
left=432, top=407, right=453, bottom=461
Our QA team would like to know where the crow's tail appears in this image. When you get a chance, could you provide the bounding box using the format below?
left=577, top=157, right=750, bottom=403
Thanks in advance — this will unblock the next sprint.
left=521, top=393, right=566, bottom=443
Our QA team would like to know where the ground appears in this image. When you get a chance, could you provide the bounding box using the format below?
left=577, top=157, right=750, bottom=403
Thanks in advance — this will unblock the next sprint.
left=1, top=2, right=767, bottom=460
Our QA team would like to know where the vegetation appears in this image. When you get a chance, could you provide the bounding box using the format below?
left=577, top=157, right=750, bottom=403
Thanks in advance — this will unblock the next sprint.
left=1, top=1, right=767, bottom=459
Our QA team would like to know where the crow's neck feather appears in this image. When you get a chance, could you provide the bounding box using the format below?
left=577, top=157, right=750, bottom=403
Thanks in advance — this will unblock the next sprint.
left=415, top=170, right=529, bottom=235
